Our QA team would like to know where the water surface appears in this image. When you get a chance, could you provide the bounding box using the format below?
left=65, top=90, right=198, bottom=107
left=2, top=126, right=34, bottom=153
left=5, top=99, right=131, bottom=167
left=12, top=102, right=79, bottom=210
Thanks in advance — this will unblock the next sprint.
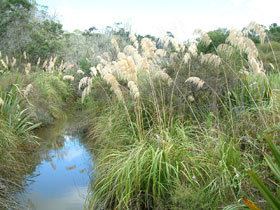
left=18, top=121, right=93, bottom=210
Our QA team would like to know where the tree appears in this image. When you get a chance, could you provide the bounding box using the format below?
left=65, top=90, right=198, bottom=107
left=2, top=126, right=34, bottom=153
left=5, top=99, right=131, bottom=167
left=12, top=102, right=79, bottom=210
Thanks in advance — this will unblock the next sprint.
left=0, top=0, right=64, bottom=61
left=197, top=28, right=229, bottom=53
left=26, top=19, right=64, bottom=61
left=267, top=23, right=280, bottom=43
left=0, top=0, right=34, bottom=37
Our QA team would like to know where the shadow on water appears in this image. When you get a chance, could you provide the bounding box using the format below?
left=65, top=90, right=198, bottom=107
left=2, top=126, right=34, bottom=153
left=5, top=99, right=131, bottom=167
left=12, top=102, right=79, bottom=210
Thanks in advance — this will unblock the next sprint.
left=16, top=117, right=94, bottom=210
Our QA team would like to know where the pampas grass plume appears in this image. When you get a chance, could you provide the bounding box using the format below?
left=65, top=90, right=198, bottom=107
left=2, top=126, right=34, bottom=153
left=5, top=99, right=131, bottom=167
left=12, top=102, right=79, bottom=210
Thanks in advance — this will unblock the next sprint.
left=63, top=75, right=75, bottom=81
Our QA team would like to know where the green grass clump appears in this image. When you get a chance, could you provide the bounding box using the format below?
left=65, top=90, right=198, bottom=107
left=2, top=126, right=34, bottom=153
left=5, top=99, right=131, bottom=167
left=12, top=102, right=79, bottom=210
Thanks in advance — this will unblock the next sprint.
left=84, top=68, right=280, bottom=209
left=87, top=142, right=181, bottom=209
left=0, top=69, right=75, bottom=208
left=0, top=88, right=40, bottom=209
left=28, top=72, right=74, bottom=124
left=0, top=88, right=41, bottom=136
left=249, top=138, right=280, bottom=210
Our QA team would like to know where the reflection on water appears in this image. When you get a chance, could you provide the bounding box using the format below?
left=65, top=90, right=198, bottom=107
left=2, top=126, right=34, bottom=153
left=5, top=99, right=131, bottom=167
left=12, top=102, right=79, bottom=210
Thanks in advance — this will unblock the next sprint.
left=18, top=134, right=93, bottom=210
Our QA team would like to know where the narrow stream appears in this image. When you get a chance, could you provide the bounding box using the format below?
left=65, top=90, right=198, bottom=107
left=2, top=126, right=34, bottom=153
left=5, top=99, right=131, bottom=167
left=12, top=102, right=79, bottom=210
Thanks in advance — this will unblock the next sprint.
left=17, top=119, right=93, bottom=210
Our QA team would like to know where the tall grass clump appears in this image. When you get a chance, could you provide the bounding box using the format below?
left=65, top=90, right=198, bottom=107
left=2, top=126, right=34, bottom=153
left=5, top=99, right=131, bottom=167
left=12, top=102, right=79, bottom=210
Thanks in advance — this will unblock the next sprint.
left=0, top=87, right=40, bottom=209
left=249, top=138, right=280, bottom=209
left=0, top=87, right=40, bottom=137
left=88, top=142, right=181, bottom=209
left=28, top=72, right=74, bottom=124
left=0, top=52, right=78, bottom=208
left=80, top=21, right=280, bottom=209
left=0, top=52, right=77, bottom=125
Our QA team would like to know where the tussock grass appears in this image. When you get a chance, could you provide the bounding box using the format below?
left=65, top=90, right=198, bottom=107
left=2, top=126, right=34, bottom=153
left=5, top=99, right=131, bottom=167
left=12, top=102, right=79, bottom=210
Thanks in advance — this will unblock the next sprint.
left=0, top=63, right=75, bottom=208
left=87, top=142, right=181, bottom=209
left=0, top=20, right=280, bottom=209
left=29, top=72, right=74, bottom=124
left=83, top=22, right=280, bottom=209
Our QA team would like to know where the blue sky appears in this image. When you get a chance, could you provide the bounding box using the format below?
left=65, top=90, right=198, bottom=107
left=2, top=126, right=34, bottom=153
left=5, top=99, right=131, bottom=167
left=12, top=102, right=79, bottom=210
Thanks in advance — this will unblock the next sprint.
left=37, top=0, right=280, bottom=40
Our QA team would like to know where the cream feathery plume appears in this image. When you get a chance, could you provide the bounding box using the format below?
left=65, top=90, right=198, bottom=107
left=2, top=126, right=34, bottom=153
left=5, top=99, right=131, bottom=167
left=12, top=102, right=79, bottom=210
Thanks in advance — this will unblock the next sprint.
left=123, top=45, right=138, bottom=56
left=200, top=53, right=221, bottom=67
left=23, top=51, right=27, bottom=60
left=141, top=38, right=156, bottom=58
left=81, top=85, right=91, bottom=103
left=0, top=59, right=8, bottom=69
left=25, top=63, right=31, bottom=75
left=129, top=33, right=137, bottom=43
left=37, top=57, right=41, bottom=66
left=114, top=55, right=137, bottom=82
left=117, top=52, right=126, bottom=60
left=63, top=75, right=75, bottom=81
left=66, top=63, right=75, bottom=70
left=170, top=38, right=181, bottom=52
left=98, top=65, right=112, bottom=77
left=5, top=56, right=9, bottom=66
left=226, top=29, right=258, bottom=58
left=77, top=69, right=85, bottom=75
left=0, top=96, right=4, bottom=107
left=11, top=57, right=16, bottom=67
left=47, top=57, right=56, bottom=72
left=183, top=52, right=191, bottom=64
left=0, top=97, right=4, bottom=107
left=139, top=57, right=151, bottom=71
left=97, top=56, right=108, bottom=65
left=58, top=60, right=65, bottom=72
left=90, top=67, right=97, bottom=76
left=111, top=37, right=120, bottom=52
left=23, top=84, right=33, bottom=98
left=154, top=69, right=173, bottom=86
left=194, top=29, right=212, bottom=47
left=103, top=73, right=124, bottom=101
left=79, top=76, right=91, bottom=90
left=96, top=63, right=103, bottom=72
left=80, top=77, right=93, bottom=102
left=42, top=59, right=48, bottom=69
left=248, top=56, right=265, bottom=75
left=185, top=76, right=205, bottom=91
left=246, top=22, right=266, bottom=44
left=217, top=44, right=234, bottom=56
left=187, top=95, right=195, bottom=102
left=188, top=43, right=198, bottom=57
left=53, top=57, right=57, bottom=66
left=129, top=33, right=139, bottom=49
left=155, top=49, right=166, bottom=58
left=128, top=81, right=140, bottom=99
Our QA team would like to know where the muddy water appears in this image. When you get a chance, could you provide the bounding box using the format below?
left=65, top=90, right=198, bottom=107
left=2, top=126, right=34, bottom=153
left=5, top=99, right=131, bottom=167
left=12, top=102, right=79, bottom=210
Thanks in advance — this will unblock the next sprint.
left=17, top=119, right=93, bottom=210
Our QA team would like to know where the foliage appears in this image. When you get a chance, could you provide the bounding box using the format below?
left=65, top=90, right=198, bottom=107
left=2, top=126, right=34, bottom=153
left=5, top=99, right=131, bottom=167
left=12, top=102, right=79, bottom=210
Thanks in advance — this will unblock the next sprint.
left=25, top=19, right=64, bottom=62
left=197, top=28, right=229, bottom=53
left=0, top=86, right=40, bottom=136
left=1, top=2, right=280, bottom=208
left=25, top=72, right=74, bottom=124
left=88, top=142, right=181, bottom=209
left=248, top=138, right=280, bottom=210
left=267, top=23, right=280, bottom=43
left=0, top=0, right=33, bottom=37
left=0, top=0, right=63, bottom=61
left=82, top=22, right=280, bottom=210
